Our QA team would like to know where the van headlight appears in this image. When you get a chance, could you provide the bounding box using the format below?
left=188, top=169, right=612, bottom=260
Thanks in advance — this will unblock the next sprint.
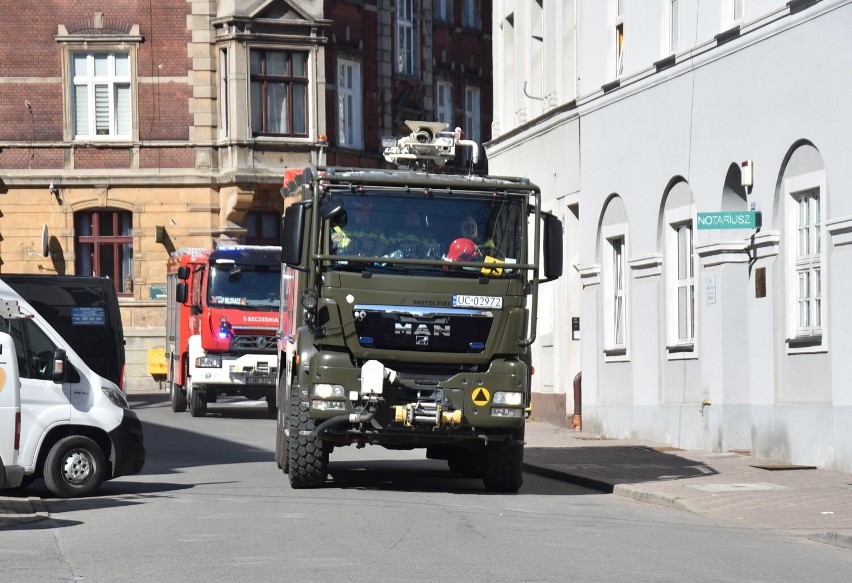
left=102, top=386, right=129, bottom=410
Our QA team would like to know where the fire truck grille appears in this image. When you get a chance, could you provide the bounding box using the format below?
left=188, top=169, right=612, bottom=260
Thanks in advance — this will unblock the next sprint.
left=231, top=334, right=277, bottom=353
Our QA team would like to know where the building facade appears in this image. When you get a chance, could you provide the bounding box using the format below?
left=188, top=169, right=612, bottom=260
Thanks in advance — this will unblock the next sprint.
left=489, top=0, right=852, bottom=472
left=0, top=0, right=492, bottom=390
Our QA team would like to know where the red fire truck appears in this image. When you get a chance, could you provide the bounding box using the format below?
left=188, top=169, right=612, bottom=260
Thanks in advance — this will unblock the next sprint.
left=165, top=245, right=282, bottom=417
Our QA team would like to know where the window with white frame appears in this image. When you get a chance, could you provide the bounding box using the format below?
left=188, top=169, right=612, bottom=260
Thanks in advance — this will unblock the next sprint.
left=733, top=0, right=745, bottom=24
left=71, top=52, right=131, bottom=139
left=397, top=0, right=416, bottom=76
left=603, top=227, right=628, bottom=356
left=337, top=59, right=362, bottom=148
left=669, top=0, right=681, bottom=54
left=219, top=48, right=229, bottom=139
left=615, top=1, right=625, bottom=77
left=665, top=206, right=696, bottom=353
left=436, top=81, right=453, bottom=126
left=249, top=49, right=308, bottom=137
left=785, top=170, right=827, bottom=349
left=464, top=85, right=481, bottom=144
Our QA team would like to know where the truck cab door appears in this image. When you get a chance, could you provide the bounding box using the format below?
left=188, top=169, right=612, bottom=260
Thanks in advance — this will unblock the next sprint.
left=2, top=317, right=72, bottom=469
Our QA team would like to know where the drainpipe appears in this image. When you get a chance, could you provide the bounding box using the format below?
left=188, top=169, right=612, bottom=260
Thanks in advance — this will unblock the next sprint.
left=572, top=371, right=582, bottom=431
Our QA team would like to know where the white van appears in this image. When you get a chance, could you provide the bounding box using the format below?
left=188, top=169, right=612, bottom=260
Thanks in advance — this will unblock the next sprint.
left=0, top=286, right=145, bottom=498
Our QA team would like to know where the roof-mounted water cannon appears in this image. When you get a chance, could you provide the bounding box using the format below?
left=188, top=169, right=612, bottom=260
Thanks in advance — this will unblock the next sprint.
left=382, top=120, right=478, bottom=170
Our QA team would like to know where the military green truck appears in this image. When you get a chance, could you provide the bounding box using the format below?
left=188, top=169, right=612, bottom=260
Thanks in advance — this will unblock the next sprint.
left=275, top=121, right=563, bottom=492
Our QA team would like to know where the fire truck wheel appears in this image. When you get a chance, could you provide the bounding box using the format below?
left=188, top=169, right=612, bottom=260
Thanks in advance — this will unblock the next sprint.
left=188, top=382, right=207, bottom=417
left=287, top=391, right=327, bottom=488
left=481, top=441, right=524, bottom=494
left=170, top=380, right=187, bottom=413
left=43, top=435, right=106, bottom=498
left=266, top=392, right=277, bottom=417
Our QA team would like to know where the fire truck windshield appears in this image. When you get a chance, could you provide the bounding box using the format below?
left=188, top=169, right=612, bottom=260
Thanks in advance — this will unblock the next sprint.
left=325, top=191, right=526, bottom=276
left=207, top=265, right=281, bottom=310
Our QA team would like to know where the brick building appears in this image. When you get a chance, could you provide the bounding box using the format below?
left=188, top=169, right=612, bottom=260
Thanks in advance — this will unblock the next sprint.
left=0, top=0, right=492, bottom=389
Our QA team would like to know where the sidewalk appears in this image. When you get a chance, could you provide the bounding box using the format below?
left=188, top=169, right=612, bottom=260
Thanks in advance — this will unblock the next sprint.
left=523, top=420, right=852, bottom=550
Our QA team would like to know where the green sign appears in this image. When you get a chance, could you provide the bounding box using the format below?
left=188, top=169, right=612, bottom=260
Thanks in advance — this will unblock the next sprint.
left=697, top=211, right=760, bottom=230
left=149, top=284, right=167, bottom=300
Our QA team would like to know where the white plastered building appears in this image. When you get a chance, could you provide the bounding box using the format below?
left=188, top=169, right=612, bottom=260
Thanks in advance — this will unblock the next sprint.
left=488, top=0, right=852, bottom=472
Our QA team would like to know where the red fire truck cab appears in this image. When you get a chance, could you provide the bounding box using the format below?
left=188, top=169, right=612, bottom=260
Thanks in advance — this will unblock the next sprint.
left=165, top=245, right=281, bottom=417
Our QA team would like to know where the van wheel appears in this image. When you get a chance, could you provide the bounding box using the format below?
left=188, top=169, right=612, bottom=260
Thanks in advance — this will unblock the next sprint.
left=188, top=380, right=207, bottom=417
left=170, top=380, right=187, bottom=413
left=43, top=436, right=106, bottom=498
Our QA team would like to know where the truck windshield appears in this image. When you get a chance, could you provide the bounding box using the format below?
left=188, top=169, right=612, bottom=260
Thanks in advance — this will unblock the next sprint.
left=326, top=192, right=526, bottom=276
left=207, top=265, right=281, bottom=310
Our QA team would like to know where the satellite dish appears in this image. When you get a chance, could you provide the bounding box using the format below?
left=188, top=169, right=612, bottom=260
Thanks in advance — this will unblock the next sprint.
left=41, top=225, right=49, bottom=257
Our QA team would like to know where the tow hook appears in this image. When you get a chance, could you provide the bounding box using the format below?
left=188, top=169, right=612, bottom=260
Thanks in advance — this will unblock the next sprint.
left=394, top=402, right=462, bottom=427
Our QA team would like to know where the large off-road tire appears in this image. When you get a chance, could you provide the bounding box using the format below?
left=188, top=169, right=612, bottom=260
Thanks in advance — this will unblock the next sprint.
left=188, top=378, right=207, bottom=418
left=481, top=441, right=524, bottom=493
left=170, top=377, right=187, bottom=413
left=287, top=392, right=327, bottom=489
left=43, top=435, right=106, bottom=498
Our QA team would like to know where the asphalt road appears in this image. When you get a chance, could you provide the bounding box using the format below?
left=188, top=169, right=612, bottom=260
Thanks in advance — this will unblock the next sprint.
left=1, top=392, right=850, bottom=583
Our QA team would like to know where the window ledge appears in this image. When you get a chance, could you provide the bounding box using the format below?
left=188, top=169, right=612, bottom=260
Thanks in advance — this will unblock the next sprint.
left=603, top=347, right=627, bottom=357
left=666, top=343, right=694, bottom=354
left=786, top=335, right=822, bottom=348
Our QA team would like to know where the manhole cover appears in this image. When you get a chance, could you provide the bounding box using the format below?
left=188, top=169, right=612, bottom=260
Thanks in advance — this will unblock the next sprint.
left=750, top=463, right=817, bottom=471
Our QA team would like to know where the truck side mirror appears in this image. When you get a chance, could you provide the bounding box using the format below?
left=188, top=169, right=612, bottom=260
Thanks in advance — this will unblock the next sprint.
left=542, top=213, right=563, bottom=282
left=52, top=348, right=67, bottom=382
left=175, top=282, right=188, bottom=304
left=281, top=201, right=308, bottom=268
left=177, top=266, right=190, bottom=280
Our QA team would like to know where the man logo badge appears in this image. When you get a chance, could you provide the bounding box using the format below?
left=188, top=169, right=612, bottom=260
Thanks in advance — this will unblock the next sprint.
left=415, top=336, right=429, bottom=346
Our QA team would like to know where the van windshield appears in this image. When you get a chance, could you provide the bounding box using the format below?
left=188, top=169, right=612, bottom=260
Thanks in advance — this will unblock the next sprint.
left=207, top=265, right=281, bottom=311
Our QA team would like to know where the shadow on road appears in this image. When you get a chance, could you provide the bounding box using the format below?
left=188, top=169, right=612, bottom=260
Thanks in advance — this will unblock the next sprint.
left=523, top=443, right=719, bottom=492
left=324, top=459, right=599, bottom=496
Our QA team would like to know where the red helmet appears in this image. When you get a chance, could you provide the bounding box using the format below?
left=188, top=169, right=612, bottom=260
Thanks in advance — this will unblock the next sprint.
left=444, top=238, right=481, bottom=262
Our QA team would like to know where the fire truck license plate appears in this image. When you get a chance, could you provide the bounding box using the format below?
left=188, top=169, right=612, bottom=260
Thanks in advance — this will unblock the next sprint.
left=247, top=377, right=276, bottom=385
left=452, top=294, right=502, bottom=309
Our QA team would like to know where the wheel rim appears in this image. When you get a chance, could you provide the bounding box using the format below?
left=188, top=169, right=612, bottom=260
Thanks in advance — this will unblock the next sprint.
left=62, top=448, right=95, bottom=486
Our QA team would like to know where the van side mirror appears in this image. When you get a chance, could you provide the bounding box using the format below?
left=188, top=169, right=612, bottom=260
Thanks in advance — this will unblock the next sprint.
left=52, top=348, right=67, bottom=382
left=542, top=213, right=563, bottom=282
left=281, top=201, right=308, bottom=268
left=175, top=282, right=188, bottom=304
left=177, top=266, right=190, bottom=280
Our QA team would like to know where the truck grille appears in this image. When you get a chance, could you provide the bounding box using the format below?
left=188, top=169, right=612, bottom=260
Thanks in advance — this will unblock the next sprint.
left=231, top=334, right=277, bottom=352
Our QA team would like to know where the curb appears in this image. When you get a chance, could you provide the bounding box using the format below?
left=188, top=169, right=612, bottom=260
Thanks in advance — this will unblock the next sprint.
left=0, top=497, right=49, bottom=529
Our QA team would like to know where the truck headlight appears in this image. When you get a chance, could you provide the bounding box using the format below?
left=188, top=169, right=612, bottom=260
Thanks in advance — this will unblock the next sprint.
left=102, top=386, right=129, bottom=410
left=312, top=383, right=345, bottom=399
left=196, top=356, right=222, bottom=368
left=312, top=400, right=346, bottom=411
left=493, top=391, right=522, bottom=406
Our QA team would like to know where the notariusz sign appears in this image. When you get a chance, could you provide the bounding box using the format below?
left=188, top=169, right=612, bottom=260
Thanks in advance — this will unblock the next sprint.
left=697, top=211, right=760, bottom=230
